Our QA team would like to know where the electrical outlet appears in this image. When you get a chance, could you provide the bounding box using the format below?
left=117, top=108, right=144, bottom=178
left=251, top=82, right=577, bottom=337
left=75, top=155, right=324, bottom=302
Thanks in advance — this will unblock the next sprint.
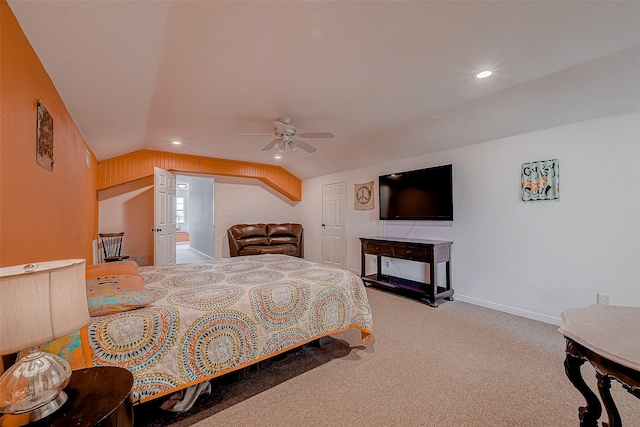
left=597, top=293, right=610, bottom=305
left=384, top=259, right=390, bottom=269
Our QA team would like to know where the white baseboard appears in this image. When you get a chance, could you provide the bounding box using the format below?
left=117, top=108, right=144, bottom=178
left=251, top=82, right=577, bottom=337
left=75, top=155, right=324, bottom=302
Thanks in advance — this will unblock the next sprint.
left=345, top=267, right=562, bottom=326
left=447, top=294, right=562, bottom=326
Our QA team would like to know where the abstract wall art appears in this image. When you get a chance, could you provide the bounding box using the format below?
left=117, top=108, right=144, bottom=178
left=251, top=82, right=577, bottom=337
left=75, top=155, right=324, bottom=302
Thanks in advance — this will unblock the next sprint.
left=36, top=100, right=54, bottom=172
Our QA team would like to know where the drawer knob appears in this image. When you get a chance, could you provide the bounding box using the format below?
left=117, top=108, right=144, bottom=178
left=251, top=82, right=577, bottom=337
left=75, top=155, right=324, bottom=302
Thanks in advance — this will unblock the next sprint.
left=407, top=250, right=412, bottom=254
left=375, top=247, right=380, bottom=250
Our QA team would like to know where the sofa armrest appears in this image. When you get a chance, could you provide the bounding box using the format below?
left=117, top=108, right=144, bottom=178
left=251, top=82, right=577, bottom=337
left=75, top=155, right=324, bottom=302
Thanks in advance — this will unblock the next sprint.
left=227, top=229, right=241, bottom=257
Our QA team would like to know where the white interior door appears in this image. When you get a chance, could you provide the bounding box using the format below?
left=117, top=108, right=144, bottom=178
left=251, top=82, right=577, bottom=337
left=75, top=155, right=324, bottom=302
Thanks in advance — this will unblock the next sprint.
left=322, top=182, right=346, bottom=268
left=154, top=167, right=176, bottom=266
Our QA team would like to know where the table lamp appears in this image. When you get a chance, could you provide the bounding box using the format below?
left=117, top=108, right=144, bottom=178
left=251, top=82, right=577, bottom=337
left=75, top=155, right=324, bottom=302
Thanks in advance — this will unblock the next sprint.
left=0, top=259, right=90, bottom=422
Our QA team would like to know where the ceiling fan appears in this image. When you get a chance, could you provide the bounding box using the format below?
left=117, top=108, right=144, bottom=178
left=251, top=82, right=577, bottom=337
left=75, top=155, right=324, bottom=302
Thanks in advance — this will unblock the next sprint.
left=234, top=117, right=334, bottom=154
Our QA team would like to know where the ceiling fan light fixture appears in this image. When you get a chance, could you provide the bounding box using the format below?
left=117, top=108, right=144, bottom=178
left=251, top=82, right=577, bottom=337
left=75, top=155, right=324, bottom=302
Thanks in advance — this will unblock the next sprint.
left=237, top=117, right=332, bottom=154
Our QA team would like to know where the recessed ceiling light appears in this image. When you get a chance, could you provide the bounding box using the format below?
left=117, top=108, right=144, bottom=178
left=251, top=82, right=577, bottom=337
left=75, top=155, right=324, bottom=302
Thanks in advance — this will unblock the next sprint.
left=172, top=141, right=182, bottom=145
left=476, top=70, right=493, bottom=79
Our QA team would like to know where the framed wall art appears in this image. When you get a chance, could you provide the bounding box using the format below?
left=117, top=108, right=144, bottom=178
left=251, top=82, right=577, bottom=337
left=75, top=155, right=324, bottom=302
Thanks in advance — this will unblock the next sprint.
left=354, top=181, right=374, bottom=210
left=521, top=159, right=559, bottom=201
left=36, top=100, right=54, bottom=172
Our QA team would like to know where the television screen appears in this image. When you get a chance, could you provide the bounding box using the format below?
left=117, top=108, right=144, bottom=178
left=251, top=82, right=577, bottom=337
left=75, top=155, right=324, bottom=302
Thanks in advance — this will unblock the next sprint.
left=379, top=164, right=453, bottom=221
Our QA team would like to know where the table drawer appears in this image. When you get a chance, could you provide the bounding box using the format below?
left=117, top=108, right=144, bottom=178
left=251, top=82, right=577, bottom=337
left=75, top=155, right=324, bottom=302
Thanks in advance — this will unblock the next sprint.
left=393, top=245, right=429, bottom=261
left=363, top=241, right=394, bottom=256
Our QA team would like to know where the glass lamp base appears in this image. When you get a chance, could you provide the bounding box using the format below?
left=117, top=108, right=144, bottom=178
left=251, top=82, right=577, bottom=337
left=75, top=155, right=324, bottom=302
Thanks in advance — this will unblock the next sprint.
left=27, top=391, right=68, bottom=422
left=0, top=351, right=72, bottom=422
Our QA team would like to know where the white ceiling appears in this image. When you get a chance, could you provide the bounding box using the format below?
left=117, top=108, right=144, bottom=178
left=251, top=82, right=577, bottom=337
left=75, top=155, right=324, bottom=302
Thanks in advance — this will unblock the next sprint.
left=9, top=1, right=640, bottom=180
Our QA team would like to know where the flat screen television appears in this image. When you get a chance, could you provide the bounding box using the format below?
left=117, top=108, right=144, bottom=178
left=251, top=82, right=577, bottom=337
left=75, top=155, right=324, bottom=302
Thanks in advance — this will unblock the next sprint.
left=379, top=164, right=453, bottom=221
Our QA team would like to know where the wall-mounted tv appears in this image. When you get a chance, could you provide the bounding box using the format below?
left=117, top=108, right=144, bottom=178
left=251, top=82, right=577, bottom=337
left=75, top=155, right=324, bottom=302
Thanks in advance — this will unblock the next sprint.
left=379, top=164, right=453, bottom=221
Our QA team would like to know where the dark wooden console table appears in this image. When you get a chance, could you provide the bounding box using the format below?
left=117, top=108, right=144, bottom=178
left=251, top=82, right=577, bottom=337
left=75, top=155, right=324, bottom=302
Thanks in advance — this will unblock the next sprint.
left=559, top=305, right=640, bottom=426
left=360, top=236, right=453, bottom=307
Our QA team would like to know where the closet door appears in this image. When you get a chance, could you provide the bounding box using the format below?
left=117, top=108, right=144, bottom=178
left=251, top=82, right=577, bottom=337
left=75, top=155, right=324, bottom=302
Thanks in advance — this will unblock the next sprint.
left=322, top=181, right=346, bottom=268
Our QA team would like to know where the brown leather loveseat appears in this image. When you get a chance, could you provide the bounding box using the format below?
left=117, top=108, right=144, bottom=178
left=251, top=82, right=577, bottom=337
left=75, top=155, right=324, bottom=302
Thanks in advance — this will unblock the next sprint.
left=227, top=223, right=304, bottom=258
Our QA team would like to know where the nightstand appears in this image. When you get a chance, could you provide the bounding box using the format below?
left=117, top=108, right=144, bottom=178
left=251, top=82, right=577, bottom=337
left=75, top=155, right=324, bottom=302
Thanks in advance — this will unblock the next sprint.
left=1, top=366, right=134, bottom=427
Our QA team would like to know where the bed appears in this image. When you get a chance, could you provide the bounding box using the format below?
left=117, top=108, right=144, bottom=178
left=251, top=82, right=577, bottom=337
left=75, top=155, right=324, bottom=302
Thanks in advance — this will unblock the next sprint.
left=45, top=254, right=373, bottom=405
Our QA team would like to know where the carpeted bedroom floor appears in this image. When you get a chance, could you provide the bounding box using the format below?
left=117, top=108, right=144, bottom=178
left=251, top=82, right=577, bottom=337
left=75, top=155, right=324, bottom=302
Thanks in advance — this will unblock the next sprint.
left=133, top=288, right=639, bottom=426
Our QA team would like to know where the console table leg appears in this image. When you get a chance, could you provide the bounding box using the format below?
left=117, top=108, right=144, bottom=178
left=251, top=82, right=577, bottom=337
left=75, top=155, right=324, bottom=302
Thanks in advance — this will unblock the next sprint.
left=597, top=372, right=622, bottom=427
left=564, top=353, right=602, bottom=427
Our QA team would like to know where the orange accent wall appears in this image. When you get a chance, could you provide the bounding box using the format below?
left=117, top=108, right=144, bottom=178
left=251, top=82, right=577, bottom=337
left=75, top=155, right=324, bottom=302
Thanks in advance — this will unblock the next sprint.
left=1, top=1, right=99, bottom=267
left=98, top=150, right=302, bottom=202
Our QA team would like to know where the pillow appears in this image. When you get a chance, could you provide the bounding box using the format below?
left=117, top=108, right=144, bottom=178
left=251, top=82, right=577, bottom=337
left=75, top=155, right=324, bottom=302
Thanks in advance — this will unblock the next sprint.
left=86, top=260, right=139, bottom=280
left=86, top=283, right=156, bottom=316
left=87, top=274, right=145, bottom=290
left=16, top=327, right=91, bottom=371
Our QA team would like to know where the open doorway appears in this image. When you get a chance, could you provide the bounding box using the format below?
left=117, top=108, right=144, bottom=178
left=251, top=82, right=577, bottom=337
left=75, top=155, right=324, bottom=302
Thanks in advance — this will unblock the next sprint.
left=176, top=175, right=215, bottom=264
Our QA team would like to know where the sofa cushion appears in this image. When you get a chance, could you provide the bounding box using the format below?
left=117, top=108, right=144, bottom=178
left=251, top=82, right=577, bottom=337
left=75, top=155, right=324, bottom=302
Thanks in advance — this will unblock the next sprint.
left=237, top=236, right=269, bottom=249
left=228, top=223, right=269, bottom=250
left=268, top=223, right=302, bottom=246
left=239, top=245, right=267, bottom=255
left=240, top=244, right=298, bottom=256
left=231, top=223, right=267, bottom=239
left=267, top=223, right=302, bottom=237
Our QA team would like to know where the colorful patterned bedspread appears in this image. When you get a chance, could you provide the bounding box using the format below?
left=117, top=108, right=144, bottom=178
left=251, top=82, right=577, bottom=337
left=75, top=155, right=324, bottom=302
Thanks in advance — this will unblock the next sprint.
left=85, top=255, right=373, bottom=403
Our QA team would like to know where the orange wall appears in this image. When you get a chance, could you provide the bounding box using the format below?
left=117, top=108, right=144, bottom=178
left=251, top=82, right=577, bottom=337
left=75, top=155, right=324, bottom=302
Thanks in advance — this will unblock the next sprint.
left=1, top=1, right=99, bottom=267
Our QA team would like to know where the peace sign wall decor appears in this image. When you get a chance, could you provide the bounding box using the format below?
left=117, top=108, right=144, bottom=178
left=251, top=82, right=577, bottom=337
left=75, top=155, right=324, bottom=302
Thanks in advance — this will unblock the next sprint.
left=354, top=181, right=374, bottom=210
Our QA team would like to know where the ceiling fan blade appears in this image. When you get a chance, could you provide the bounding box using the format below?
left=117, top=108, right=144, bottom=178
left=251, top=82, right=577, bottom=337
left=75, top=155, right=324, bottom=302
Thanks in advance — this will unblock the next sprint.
left=234, top=133, right=275, bottom=137
left=298, top=132, right=334, bottom=138
left=293, top=139, right=317, bottom=153
left=261, top=138, right=280, bottom=151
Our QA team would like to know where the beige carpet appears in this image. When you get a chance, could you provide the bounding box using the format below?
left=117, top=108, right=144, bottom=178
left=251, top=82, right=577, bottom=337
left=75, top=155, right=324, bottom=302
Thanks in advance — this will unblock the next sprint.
left=134, top=288, right=639, bottom=426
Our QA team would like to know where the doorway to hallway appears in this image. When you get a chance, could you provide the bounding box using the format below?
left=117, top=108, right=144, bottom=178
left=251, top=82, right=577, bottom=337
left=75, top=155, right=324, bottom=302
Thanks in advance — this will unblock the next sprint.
left=176, top=243, right=212, bottom=263
left=175, top=175, right=215, bottom=264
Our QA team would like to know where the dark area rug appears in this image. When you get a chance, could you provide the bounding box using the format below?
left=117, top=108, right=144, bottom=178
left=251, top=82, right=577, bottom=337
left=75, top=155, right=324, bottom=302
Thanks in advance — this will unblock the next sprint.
left=133, top=336, right=362, bottom=427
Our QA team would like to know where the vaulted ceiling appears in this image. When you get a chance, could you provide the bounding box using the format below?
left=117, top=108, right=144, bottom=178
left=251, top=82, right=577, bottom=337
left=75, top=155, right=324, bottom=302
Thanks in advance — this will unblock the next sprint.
left=8, top=1, right=640, bottom=180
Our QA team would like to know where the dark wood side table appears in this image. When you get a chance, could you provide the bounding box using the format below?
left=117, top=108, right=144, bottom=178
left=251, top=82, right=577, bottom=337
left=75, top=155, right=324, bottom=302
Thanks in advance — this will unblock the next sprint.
left=0, top=366, right=134, bottom=427
left=559, top=305, right=640, bottom=427
left=360, top=236, right=453, bottom=306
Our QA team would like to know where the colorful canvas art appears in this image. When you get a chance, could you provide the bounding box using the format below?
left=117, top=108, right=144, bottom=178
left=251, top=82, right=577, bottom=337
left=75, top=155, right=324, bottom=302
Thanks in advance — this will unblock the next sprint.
left=521, top=159, right=559, bottom=201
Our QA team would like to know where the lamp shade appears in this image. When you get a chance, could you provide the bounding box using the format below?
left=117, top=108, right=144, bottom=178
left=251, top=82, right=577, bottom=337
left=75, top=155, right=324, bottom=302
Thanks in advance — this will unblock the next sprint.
left=0, top=259, right=90, bottom=355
